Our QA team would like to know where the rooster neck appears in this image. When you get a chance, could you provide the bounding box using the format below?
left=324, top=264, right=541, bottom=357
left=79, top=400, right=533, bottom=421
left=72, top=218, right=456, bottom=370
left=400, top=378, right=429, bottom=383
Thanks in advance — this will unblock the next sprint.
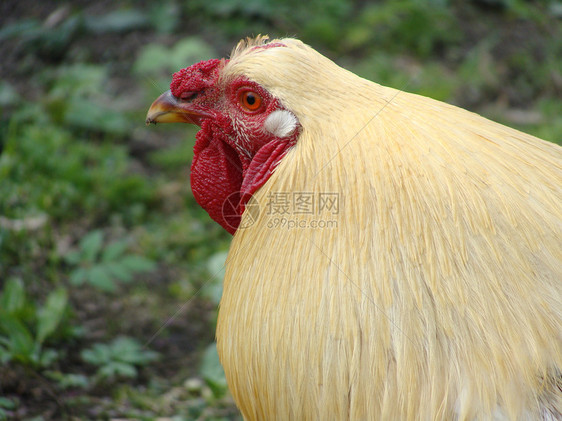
left=215, top=86, right=562, bottom=420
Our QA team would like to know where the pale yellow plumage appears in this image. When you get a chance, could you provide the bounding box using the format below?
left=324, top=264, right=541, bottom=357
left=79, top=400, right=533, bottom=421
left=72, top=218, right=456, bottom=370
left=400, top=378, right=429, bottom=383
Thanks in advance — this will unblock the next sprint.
left=216, top=37, right=562, bottom=420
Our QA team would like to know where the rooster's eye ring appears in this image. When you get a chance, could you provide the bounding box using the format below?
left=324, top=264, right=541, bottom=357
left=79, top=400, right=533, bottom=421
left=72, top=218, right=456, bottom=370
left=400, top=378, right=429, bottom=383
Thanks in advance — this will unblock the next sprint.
left=239, top=90, right=263, bottom=112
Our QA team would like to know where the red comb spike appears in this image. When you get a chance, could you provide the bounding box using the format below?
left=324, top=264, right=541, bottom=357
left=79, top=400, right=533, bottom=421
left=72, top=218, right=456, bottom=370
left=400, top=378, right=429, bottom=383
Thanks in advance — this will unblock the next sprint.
left=170, top=59, right=227, bottom=98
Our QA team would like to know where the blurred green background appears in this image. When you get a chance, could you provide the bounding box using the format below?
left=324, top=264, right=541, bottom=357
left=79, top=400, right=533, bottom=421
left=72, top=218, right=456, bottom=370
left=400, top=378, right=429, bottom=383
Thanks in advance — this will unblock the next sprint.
left=0, top=0, right=560, bottom=419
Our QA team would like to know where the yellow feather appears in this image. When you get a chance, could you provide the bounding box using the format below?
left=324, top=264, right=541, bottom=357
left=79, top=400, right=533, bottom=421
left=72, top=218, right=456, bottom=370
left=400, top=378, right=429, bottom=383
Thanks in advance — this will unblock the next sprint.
left=216, top=38, right=562, bottom=420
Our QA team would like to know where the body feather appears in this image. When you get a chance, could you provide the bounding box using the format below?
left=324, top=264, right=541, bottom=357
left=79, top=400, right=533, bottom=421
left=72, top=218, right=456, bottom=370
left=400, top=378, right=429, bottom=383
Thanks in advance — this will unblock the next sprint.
left=216, top=38, right=562, bottom=420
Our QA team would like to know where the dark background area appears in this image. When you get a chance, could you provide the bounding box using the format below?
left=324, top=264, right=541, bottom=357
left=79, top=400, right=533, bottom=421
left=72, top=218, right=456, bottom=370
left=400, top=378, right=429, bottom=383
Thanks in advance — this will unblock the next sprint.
left=0, top=0, right=560, bottom=419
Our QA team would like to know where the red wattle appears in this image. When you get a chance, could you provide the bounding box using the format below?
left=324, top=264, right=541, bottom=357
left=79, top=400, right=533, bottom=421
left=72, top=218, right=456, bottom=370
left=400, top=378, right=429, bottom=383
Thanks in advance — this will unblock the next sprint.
left=190, top=127, right=243, bottom=235
left=239, top=139, right=292, bottom=212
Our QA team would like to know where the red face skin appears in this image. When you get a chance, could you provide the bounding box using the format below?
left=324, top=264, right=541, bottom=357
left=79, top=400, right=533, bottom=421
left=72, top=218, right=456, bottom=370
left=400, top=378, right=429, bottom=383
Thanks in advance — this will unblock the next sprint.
left=163, top=58, right=300, bottom=234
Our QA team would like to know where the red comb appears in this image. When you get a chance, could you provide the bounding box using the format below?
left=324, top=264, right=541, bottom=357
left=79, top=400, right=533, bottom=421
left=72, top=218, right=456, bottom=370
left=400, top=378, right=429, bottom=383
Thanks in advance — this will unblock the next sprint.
left=170, top=59, right=226, bottom=98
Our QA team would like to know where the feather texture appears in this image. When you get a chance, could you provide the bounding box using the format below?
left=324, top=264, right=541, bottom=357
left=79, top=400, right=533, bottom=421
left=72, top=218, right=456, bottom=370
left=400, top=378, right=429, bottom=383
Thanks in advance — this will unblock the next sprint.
left=216, top=38, right=562, bottom=420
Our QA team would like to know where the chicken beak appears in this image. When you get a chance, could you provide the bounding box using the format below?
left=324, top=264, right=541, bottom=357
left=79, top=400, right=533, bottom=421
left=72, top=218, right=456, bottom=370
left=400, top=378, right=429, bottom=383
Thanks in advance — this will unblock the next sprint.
left=145, top=90, right=207, bottom=126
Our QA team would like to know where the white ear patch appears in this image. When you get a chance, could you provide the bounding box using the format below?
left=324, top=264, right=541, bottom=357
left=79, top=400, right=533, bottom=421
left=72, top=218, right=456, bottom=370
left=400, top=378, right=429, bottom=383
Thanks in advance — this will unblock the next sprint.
left=263, top=110, right=298, bottom=138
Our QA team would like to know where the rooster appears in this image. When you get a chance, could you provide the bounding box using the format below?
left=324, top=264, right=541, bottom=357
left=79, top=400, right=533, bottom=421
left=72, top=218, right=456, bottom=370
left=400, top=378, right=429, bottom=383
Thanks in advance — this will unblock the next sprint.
left=147, top=37, right=562, bottom=420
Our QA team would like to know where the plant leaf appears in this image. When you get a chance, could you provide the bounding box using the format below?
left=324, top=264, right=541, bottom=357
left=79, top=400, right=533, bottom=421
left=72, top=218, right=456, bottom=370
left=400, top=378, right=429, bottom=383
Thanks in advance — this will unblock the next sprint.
left=86, top=266, right=116, bottom=292
left=110, top=336, right=159, bottom=365
left=38, top=348, right=59, bottom=367
left=200, top=342, right=228, bottom=398
left=0, top=278, right=26, bottom=315
left=69, top=267, right=88, bottom=286
left=0, top=396, right=17, bottom=409
left=0, top=313, right=35, bottom=364
left=44, top=371, right=90, bottom=389
left=79, top=230, right=104, bottom=262
left=98, top=361, right=137, bottom=378
left=203, top=251, right=227, bottom=305
left=85, top=10, right=149, bottom=34
left=81, top=343, right=110, bottom=365
left=0, top=344, right=12, bottom=364
left=64, top=97, right=130, bottom=135
left=36, top=287, right=68, bottom=344
left=119, top=255, right=156, bottom=273
left=101, top=240, right=128, bottom=262
left=63, top=250, right=82, bottom=265
left=103, top=261, right=132, bottom=282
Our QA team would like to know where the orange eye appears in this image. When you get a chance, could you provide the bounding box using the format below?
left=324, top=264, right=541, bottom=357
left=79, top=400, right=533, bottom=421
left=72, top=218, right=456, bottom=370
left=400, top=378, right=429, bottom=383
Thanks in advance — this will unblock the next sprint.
left=239, top=90, right=262, bottom=112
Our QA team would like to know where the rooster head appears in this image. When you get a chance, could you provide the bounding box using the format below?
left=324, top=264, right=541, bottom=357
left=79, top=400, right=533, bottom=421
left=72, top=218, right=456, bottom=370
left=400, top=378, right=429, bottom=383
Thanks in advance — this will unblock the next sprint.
left=146, top=39, right=301, bottom=234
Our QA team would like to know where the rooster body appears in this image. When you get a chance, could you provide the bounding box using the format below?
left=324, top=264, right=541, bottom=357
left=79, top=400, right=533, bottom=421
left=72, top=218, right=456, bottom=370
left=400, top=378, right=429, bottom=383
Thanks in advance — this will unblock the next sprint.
left=148, top=37, right=562, bottom=420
